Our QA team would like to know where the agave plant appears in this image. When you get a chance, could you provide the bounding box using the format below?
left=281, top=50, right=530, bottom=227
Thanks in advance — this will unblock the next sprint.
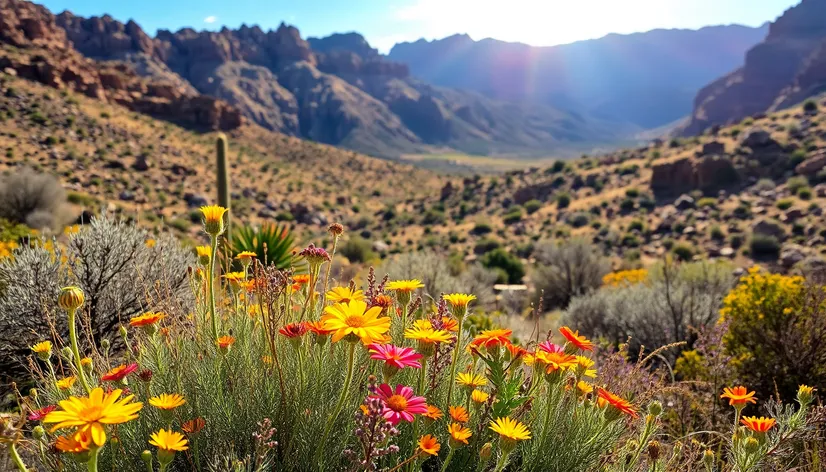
left=231, top=223, right=297, bottom=270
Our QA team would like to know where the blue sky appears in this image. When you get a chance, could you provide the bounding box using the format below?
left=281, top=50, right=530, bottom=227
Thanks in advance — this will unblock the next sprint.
left=38, top=0, right=799, bottom=53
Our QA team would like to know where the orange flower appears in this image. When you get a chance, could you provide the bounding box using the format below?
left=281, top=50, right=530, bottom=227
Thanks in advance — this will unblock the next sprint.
left=371, top=295, right=394, bottom=308
left=504, top=342, right=527, bottom=360
left=101, top=363, right=138, bottom=382
left=741, top=416, right=776, bottom=433
left=559, top=326, right=594, bottom=352
left=279, top=322, right=309, bottom=338
left=597, top=388, right=639, bottom=419
left=216, top=336, right=235, bottom=350
left=721, top=386, right=757, bottom=407
left=293, top=274, right=311, bottom=285
left=423, top=404, right=443, bottom=421
left=307, top=320, right=335, bottom=336
left=441, top=317, right=459, bottom=332
left=418, top=434, right=440, bottom=456
left=447, top=423, right=472, bottom=446
left=470, top=329, right=512, bottom=349
left=449, top=405, right=469, bottom=423
left=129, top=312, right=166, bottom=328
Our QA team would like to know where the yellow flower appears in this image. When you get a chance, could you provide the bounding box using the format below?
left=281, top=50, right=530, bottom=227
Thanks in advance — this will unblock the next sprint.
left=149, top=393, right=186, bottom=411
left=576, top=381, right=594, bottom=395
left=448, top=423, right=472, bottom=446
left=195, top=246, right=211, bottom=264
left=149, top=428, right=189, bottom=452
left=326, top=286, right=366, bottom=304
left=443, top=293, right=476, bottom=308
left=321, top=300, right=391, bottom=344
left=471, top=389, right=489, bottom=404
left=200, top=205, right=227, bottom=224
left=129, top=312, right=166, bottom=328
left=404, top=326, right=453, bottom=344
left=457, top=372, right=487, bottom=389
left=490, top=416, right=531, bottom=441
left=575, top=356, right=597, bottom=378
left=386, top=279, right=424, bottom=293
left=418, top=434, right=440, bottom=456
left=44, top=387, right=143, bottom=447
left=235, top=251, right=257, bottom=262
left=56, top=376, right=77, bottom=390
left=31, top=340, right=52, bottom=354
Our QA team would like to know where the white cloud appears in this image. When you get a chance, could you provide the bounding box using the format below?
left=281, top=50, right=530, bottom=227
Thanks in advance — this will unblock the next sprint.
left=204, top=16, right=218, bottom=24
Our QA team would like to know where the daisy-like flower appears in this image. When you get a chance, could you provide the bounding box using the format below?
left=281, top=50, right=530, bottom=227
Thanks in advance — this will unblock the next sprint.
left=326, top=286, right=365, bottom=304
left=279, top=322, right=309, bottom=338
left=129, top=312, right=166, bottom=328
left=149, top=393, right=186, bottom=411
left=575, top=356, right=597, bottom=378
left=101, top=363, right=138, bottom=382
left=418, top=434, right=440, bottom=456
left=449, top=405, right=470, bottom=423
left=504, top=342, right=527, bottom=362
left=448, top=422, right=472, bottom=447
left=490, top=417, right=531, bottom=452
left=597, top=388, right=639, bottom=419
left=576, top=380, right=594, bottom=395
left=56, top=376, right=77, bottom=391
left=31, top=340, right=53, bottom=361
left=298, top=243, right=331, bottom=265
left=235, top=251, right=257, bottom=264
left=371, top=384, right=428, bottom=425
left=534, top=349, right=578, bottom=375
left=797, top=385, right=816, bottom=405
left=721, top=386, right=757, bottom=408
left=217, top=335, right=236, bottom=353
left=28, top=405, right=57, bottom=421
left=55, top=429, right=92, bottom=453
left=195, top=246, right=211, bottom=265
left=44, top=387, right=143, bottom=447
left=741, top=416, right=776, bottom=434
left=322, top=300, right=391, bottom=345
left=457, top=372, right=488, bottom=389
left=182, top=417, right=206, bottom=434
left=293, top=274, right=311, bottom=286
left=470, top=329, right=512, bottom=350
left=441, top=317, right=459, bottom=332
left=199, top=205, right=227, bottom=235
left=538, top=341, right=565, bottom=354
left=423, top=404, right=443, bottom=421
left=559, top=326, right=595, bottom=352
left=371, top=295, right=394, bottom=309
left=223, top=272, right=246, bottom=291
left=368, top=343, right=423, bottom=381
left=307, top=320, right=335, bottom=336
left=471, top=389, right=490, bottom=404
left=443, top=293, right=476, bottom=318
left=404, top=326, right=453, bottom=356
left=385, top=280, right=424, bottom=293
left=150, top=428, right=189, bottom=466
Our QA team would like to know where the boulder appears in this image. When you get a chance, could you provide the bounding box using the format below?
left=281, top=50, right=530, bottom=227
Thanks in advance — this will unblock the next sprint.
left=740, top=128, right=775, bottom=149
left=674, top=195, right=695, bottom=210
left=795, top=150, right=826, bottom=176
left=751, top=218, right=786, bottom=241
left=700, top=141, right=725, bottom=156
left=780, top=243, right=807, bottom=269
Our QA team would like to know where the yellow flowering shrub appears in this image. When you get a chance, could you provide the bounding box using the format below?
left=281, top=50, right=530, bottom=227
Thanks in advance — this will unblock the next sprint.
left=602, top=268, right=648, bottom=287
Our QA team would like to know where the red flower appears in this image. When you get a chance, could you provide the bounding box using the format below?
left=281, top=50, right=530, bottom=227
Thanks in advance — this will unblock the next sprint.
left=101, top=363, right=138, bottom=382
left=28, top=405, right=57, bottom=421
left=279, top=322, right=309, bottom=338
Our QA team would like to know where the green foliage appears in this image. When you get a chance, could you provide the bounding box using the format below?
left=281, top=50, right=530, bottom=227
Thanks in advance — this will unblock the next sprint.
left=749, top=234, right=781, bottom=259
left=231, top=223, right=295, bottom=269
left=338, top=235, right=376, bottom=264
left=532, top=238, right=610, bottom=309
left=697, top=197, right=717, bottom=208
left=798, top=187, right=812, bottom=200
left=503, top=206, right=523, bottom=225
left=480, top=247, right=525, bottom=283
left=216, top=133, right=231, bottom=235
left=556, top=192, right=571, bottom=209
left=474, top=237, right=501, bottom=254
left=776, top=199, right=794, bottom=210
left=672, top=243, right=694, bottom=261
left=786, top=176, right=808, bottom=194
left=524, top=199, right=542, bottom=214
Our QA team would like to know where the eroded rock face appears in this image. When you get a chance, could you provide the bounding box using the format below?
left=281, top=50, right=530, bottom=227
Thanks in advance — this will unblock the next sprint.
left=684, top=0, right=826, bottom=135
left=650, top=155, right=738, bottom=197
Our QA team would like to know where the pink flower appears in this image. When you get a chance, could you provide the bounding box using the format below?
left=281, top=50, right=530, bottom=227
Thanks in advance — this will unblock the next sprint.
left=371, top=384, right=428, bottom=425
left=368, top=344, right=422, bottom=370
left=28, top=405, right=56, bottom=421
left=538, top=341, right=564, bottom=354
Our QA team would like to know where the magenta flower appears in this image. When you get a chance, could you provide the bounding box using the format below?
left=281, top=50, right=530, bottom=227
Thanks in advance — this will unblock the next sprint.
left=371, top=383, right=428, bottom=425
left=538, top=341, right=565, bottom=354
left=28, top=405, right=56, bottom=421
left=368, top=344, right=423, bottom=369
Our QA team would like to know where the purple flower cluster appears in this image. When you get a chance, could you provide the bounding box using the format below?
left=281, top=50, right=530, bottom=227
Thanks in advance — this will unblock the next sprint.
left=343, top=376, right=400, bottom=471
left=298, top=243, right=331, bottom=264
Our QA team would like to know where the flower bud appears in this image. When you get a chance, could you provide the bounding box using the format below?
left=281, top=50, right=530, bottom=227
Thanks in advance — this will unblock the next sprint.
left=141, top=450, right=153, bottom=466
left=29, top=388, right=37, bottom=400
left=32, top=425, right=45, bottom=440
left=647, top=440, right=661, bottom=462
left=648, top=401, right=663, bottom=417
left=702, top=450, right=714, bottom=470
left=60, top=346, right=74, bottom=360
left=119, top=325, right=128, bottom=339
left=479, top=442, right=493, bottom=462
left=58, top=286, right=85, bottom=311
left=797, top=384, right=815, bottom=406
left=100, top=339, right=111, bottom=351
left=744, top=437, right=760, bottom=454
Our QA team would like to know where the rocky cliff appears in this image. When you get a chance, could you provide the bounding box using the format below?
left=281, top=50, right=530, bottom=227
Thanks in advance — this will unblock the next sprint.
left=684, top=0, right=826, bottom=135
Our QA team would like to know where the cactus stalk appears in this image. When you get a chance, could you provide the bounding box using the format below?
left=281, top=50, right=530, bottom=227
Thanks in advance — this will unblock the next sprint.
left=216, top=133, right=231, bottom=238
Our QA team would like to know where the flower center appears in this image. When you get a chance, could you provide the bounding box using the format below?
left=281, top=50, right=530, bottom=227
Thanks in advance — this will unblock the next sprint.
left=79, top=405, right=104, bottom=422
left=345, top=315, right=365, bottom=327
left=386, top=394, right=408, bottom=412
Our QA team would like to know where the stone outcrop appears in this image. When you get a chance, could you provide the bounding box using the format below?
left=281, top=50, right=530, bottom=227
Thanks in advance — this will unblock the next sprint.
left=650, top=155, right=739, bottom=197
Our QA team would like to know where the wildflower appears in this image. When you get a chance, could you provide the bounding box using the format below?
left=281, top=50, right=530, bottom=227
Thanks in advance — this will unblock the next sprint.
left=448, top=422, right=472, bottom=446
left=326, top=286, right=365, bottom=304
left=371, top=384, right=428, bottom=425
left=56, top=376, right=77, bottom=391
left=328, top=223, right=345, bottom=236
left=538, top=341, right=565, bottom=354
left=195, top=246, right=211, bottom=265
left=307, top=320, right=335, bottom=345
left=322, top=300, right=391, bottom=344
left=534, top=349, right=578, bottom=378
left=279, top=322, right=309, bottom=339
left=597, top=388, right=639, bottom=420
left=31, top=340, right=52, bottom=361
left=101, top=363, right=138, bottom=383
left=145, top=239, right=156, bottom=248
left=559, top=326, right=594, bottom=352
left=44, top=387, right=143, bottom=447
left=504, top=342, right=527, bottom=364
left=471, top=389, right=490, bottom=404
left=149, top=393, right=186, bottom=411
left=470, top=329, right=512, bottom=351
left=58, top=286, right=85, bottom=312
left=404, top=326, right=452, bottom=356
left=293, top=274, right=311, bottom=286
left=418, top=434, right=440, bottom=456
left=371, top=294, right=393, bottom=309
left=479, top=442, right=493, bottom=461
left=223, top=272, right=246, bottom=292
left=55, top=429, right=92, bottom=453
left=298, top=243, right=331, bottom=265
left=443, top=293, right=476, bottom=318
left=216, top=336, right=235, bottom=353
left=741, top=416, right=776, bottom=434
left=368, top=344, right=422, bottom=381
left=457, top=372, right=487, bottom=389
left=28, top=405, right=57, bottom=421
left=182, top=417, right=206, bottom=434
left=423, top=405, right=443, bottom=421
left=797, top=385, right=816, bottom=405
left=80, top=357, right=93, bottom=373
left=235, top=251, right=257, bottom=264
left=490, top=417, right=531, bottom=453
left=721, top=386, right=757, bottom=408
left=150, top=429, right=189, bottom=466
left=129, top=312, right=166, bottom=334
left=199, top=205, right=228, bottom=235
left=441, top=317, right=459, bottom=332
left=575, top=356, right=597, bottom=378
left=262, top=355, right=273, bottom=365
left=385, top=279, right=424, bottom=293
left=577, top=381, right=594, bottom=395
left=449, top=405, right=469, bottom=423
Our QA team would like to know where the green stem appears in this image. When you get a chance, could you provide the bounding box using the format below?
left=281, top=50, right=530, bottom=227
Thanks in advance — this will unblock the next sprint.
left=68, top=309, right=91, bottom=394
left=320, top=237, right=339, bottom=307
left=400, top=304, right=409, bottom=333
left=9, top=443, right=28, bottom=472
left=446, top=319, right=463, bottom=405
left=315, top=342, right=356, bottom=466
left=208, top=234, right=219, bottom=341
left=538, top=387, right=554, bottom=448
left=297, top=346, right=306, bottom=391
left=493, top=451, right=511, bottom=472
left=87, top=448, right=100, bottom=472
left=408, top=357, right=428, bottom=472
left=439, top=449, right=456, bottom=472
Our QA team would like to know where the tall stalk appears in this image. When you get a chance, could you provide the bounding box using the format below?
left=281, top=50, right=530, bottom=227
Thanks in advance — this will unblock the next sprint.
left=446, top=326, right=463, bottom=404
left=207, top=234, right=219, bottom=341
left=68, top=308, right=91, bottom=394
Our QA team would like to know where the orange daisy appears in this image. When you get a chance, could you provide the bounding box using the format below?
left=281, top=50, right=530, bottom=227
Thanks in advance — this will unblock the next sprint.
left=741, top=416, right=776, bottom=433
left=449, top=405, right=469, bottom=423
left=559, top=326, right=594, bottom=351
left=597, top=388, right=639, bottom=419
left=470, top=329, right=512, bottom=349
left=721, top=386, right=757, bottom=407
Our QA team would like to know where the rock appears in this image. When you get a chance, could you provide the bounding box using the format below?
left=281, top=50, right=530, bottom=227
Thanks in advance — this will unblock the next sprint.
left=740, top=128, right=775, bottom=149
left=683, top=226, right=696, bottom=235
left=700, top=141, right=725, bottom=156
left=372, top=240, right=389, bottom=254
left=119, top=190, right=135, bottom=201
left=674, top=195, right=695, bottom=210
left=76, top=210, right=94, bottom=223
left=184, top=193, right=209, bottom=208
left=751, top=218, right=786, bottom=241
left=780, top=243, right=807, bottom=268
left=720, top=247, right=735, bottom=258
left=795, top=150, right=826, bottom=175
left=132, top=154, right=151, bottom=171
left=651, top=155, right=738, bottom=197
left=784, top=208, right=805, bottom=221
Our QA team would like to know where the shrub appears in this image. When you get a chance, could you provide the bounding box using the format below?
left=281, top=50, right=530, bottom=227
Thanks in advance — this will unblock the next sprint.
left=619, top=198, right=635, bottom=212
left=797, top=187, right=813, bottom=200
left=625, top=188, right=639, bottom=198
left=803, top=99, right=818, bottom=113
left=697, top=197, right=717, bottom=208
left=470, top=221, right=493, bottom=235
left=672, top=243, right=694, bottom=261
left=502, top=206, right=523, bottom=225
left=749, top=233, right=781, bottom=259
left=556, top=192, right=571, bottom=209
left=0, top=215, right=193, bottom=380
left=786, top=176, right=809, bottom=194
left=776, top=199, right=794, bottom=210
left=709, top=225, right=725, bottom=240
left=480, top=247, right=525, bottom=283
left=524, top=199, right=542, bottom=214
left=721, top=267, right=826, bottom=398
left=532, top=239, right=610, bottom=309
left=564, top=260, right=735, bottom=361
left=338, top=235, right=376, bottom=263
left=754, top=178, right=776, bottom=192
left=0, top=167, right=66, bottom=230
left=473, top=237, right=501, bottom=255
left=232, top=223, right=295, bottom=269
left=567, top=212, right=590, bottom=228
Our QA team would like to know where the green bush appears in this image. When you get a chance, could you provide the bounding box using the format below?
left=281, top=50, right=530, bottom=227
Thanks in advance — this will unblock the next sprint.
left=473, top=237, right=501, bottom=254
left=567, top=212, right=590, bottom=228
left=480, top=247, right=525, bottom=284
left=776, top=199, right=794, bottom=210
left=672, top=243, right=694, bottom=261
left=709, top=225, right=725, bottom=240
left=786, top=176, right=809, bottom=194
left=556, top=192, right=571, bottom=209
left=524, top=199, right=542, bottom=214
left=470, top=221, right=493, bottom=235
left=797, top=187, right=813, bottom=200
left=749, top=233, right=781, bottom=258
left=502, top=206, right=523, bottom=225
left=803, top=99, right=818, bottom=113
left=338, top=235, right=376, bottom=263
left=697, top=197, right=717, bottom=208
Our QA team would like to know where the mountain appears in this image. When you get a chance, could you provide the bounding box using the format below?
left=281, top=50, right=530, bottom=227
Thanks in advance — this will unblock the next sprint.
left=683, top=0, right=826, bottom=135
left=45, top=9, right=626, bottom=159
left=388, top=25, right=769, bottom=130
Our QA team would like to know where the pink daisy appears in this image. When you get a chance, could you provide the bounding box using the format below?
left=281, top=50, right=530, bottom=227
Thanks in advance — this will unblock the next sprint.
left=538, top=341, right=565, bottom=354
left=367, top=344, right=423, bottom=370
left=371, top=384, right=428, bottom=425
left=28, top=405, right=57, bottom=421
